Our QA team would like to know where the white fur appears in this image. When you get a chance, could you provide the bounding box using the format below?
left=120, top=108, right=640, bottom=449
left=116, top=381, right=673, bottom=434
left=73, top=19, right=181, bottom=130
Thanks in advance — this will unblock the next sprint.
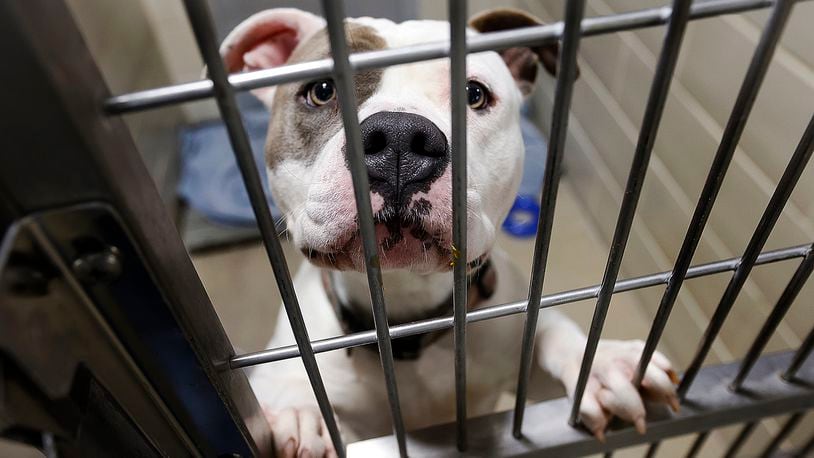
left=221, top=10, right=678, bottom=457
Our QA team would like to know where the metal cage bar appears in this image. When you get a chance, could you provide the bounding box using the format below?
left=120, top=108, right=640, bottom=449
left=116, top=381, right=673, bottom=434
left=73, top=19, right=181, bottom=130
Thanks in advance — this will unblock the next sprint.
left=179, top=0, right=348, bottom=455
left=92, top=0, right=814, bottom=455
left=319, top=0, right=408, bottom=455
left=644, top=442, right=660, bottom=457
left=448, top=0, right=469, bottom=451
left=784, top=325, right=814, bottom=381
left=760, top=412, right=803, bottom=457
left=723, top=421, right=757, bottom=458
left=566, top=0, right=693, bottom=427
left=732, top=241, right=814, bottom=390
left=799, top=431, right=814, bottom=457
left=512, top=0, right=586, bottom=437
left=624, top=0, right=794, bottom=402
left=103, top=0, right=797, bottom=114
left=678, top=107, right=813, bottom=398
left=348, top=350, right=814, bottom=456
left=685, top=431, right=710, bottom=458
left=231, top=243, right=811, bottom=367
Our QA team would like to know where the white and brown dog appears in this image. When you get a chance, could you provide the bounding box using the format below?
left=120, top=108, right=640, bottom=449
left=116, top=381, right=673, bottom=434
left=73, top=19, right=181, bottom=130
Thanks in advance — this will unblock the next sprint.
left=220, top=8, right=679, bottom=457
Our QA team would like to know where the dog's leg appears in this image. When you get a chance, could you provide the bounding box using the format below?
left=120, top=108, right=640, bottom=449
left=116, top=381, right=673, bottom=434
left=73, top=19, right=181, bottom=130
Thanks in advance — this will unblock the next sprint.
left=250, top=358, right=341, bottom=458
left=248, top=264, right=347, bottom=458
left=534, top=309, right=679, bottom=440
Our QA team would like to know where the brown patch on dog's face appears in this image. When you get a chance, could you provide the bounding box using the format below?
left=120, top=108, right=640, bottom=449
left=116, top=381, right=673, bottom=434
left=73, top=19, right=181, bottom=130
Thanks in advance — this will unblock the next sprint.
left=265, top=24, right=386, bottom=169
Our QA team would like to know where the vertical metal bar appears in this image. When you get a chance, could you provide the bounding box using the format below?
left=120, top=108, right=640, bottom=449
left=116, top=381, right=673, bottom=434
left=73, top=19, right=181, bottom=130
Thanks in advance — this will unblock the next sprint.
left=179, top=1, right=346, bottom=456
left=645, top=441, right=661, bottom=458
left=638, top=0, right=794, bottom=400
left=569, top=0, right=692, bottom=425
left=798, top=431, right=814, bottom=457
left=783, top=325, right=814, bottom=381
left=512, top=0, right=586, bottom=437
left=449, top=0, right=469, bottom=451
left=685, top=431, right=709, bottom=458
left=319, top=1, right=407, bottom=456
left=731, top=243, right=814, bottom=390
left=679, top=110, right=814, bottom=398
left=723, top=421, right=757, bottom=458
left=603, top=451, right=613, bottom=458
left=760, top=412, right=803, bottom=457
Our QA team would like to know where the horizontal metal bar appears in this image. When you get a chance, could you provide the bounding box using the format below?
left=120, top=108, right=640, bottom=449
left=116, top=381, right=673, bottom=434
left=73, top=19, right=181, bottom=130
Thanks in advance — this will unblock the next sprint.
left=103, top=0, right=794, bottom=114
left=230, top=243, right=812, bottom=368
left=347, top=351, right=814, bottom=457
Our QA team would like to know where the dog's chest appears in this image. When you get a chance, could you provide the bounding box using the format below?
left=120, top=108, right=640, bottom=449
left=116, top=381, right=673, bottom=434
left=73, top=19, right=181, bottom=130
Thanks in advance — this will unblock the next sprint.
left=336, top=324, right=523, bottom=436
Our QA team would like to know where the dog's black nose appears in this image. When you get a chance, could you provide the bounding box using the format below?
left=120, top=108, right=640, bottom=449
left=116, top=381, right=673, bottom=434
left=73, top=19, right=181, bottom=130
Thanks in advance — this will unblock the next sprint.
left=360, top=111, right=449, bottom=203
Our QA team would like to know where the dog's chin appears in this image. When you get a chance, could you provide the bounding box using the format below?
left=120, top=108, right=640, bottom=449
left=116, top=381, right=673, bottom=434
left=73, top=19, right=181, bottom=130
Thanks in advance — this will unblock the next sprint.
left=301, top=222, right=455, bottom=273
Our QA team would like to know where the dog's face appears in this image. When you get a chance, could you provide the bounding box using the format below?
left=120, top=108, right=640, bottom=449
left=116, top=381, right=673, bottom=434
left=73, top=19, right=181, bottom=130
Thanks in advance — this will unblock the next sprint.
left=221, top=8, right=562, bottom=273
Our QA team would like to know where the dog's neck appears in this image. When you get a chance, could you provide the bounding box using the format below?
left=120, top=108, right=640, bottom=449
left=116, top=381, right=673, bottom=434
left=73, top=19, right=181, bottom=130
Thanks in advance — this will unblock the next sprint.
left=322, top=259, right=496, bottom=359
left=327, top=268, right=454, bottom=323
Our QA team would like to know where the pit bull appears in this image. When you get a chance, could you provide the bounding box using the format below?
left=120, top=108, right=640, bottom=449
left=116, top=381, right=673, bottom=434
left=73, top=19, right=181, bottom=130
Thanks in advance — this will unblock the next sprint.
left=219, top=8, right=679, bottom=457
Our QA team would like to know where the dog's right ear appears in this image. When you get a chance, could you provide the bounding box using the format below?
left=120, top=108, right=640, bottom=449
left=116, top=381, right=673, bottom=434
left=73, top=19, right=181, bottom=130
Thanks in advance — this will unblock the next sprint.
left=469, top=8, right=578, bottom=96
left=219, top=8, right=326, bottom=106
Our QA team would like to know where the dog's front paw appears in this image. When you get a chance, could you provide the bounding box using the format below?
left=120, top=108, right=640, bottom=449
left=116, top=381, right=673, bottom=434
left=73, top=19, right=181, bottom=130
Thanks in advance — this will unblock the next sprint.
left=264, top=405, right=338, bottom=458
left=561, top=339, right=679, bottom=441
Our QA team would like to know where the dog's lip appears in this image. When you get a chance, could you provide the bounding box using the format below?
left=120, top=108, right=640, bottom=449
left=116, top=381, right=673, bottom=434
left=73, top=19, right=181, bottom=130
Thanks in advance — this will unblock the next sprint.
left=299, top=218, right=453, bottom=271
left=301, top=220, right=444, bottom=255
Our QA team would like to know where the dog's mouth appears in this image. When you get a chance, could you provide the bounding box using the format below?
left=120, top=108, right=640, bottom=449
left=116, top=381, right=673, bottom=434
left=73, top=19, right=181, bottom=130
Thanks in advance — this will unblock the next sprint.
left=301, top=203, right=455, bottom=272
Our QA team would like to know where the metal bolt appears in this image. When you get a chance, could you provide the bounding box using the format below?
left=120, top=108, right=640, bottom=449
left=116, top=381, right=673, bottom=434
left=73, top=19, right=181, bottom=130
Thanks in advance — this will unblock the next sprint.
left=71, top=246, right=122, bottom=284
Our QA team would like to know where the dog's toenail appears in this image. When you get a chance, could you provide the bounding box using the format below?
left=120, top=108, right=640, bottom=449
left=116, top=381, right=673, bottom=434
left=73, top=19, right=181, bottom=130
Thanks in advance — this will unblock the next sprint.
left=283, top=439, right=296, bottom=457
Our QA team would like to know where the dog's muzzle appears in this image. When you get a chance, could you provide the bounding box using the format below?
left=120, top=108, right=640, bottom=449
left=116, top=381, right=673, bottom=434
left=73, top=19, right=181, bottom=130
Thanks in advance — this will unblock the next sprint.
left=360, top=111, right=449, bottom=207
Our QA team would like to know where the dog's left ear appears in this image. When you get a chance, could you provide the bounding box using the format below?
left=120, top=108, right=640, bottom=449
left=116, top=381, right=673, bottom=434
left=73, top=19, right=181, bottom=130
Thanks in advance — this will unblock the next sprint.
left=469, top=8, right=578, bottom=96
left=217, top=8, right=326, bottom=106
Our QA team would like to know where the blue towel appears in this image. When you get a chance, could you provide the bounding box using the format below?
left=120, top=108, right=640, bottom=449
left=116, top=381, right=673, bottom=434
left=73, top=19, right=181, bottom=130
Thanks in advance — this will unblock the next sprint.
left=178, top=105, right=548, bottom=236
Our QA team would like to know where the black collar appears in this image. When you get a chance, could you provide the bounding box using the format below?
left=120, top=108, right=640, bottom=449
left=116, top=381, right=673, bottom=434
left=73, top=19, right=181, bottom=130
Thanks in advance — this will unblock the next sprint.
left=322, top=258, right=496, bottom=360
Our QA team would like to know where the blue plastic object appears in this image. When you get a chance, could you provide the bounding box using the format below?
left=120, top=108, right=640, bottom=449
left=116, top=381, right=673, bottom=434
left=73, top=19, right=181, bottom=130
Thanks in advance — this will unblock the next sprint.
left=502, top=195, right=541, bottom=237
left=502, top=115, right=547, bottom=238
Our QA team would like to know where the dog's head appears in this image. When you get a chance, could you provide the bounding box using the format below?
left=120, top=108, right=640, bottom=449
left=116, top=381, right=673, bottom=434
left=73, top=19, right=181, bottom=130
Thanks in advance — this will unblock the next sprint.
left=221, top=8, right=565, bottom=273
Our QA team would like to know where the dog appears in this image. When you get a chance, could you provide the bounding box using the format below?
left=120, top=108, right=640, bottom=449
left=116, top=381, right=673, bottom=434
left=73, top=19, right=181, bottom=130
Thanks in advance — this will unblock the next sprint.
left=219, top=8, right=679, bottom=457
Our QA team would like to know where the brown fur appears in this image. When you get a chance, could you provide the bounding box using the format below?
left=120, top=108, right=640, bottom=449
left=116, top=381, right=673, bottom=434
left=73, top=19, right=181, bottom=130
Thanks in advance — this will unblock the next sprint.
left=469, top=8, right=578, bottom=95
left=265, top=23, right=386, bottom=168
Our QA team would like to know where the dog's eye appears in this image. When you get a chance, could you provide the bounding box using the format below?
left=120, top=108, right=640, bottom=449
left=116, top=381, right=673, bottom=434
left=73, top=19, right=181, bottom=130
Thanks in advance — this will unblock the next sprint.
left=306, top=80, right=336, bottom=106
left=466, top=81, right=490, bottom=110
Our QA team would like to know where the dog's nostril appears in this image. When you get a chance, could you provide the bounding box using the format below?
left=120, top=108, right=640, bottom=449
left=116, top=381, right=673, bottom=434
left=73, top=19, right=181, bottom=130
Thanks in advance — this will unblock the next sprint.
left=410, top=133, right=427, bottom=156
left=365, top=130, right=387, bottom=155
left=410, top=131, right=446, bottom=157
